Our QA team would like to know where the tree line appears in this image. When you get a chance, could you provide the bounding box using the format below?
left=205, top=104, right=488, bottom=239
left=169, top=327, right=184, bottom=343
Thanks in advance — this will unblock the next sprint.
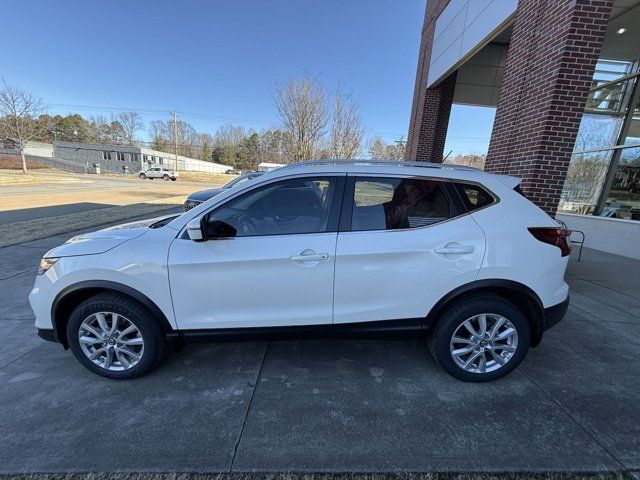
left=0, top=75, right=406, bottom=173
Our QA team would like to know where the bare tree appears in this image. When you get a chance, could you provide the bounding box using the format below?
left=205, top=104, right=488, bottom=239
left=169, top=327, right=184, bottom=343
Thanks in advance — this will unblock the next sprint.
left=367, top=136, right=405, bottom=160
left=273, top=74, right=328, bottom=162
left=329, top=87, right=364, bottom=159
left=117, top=112, right=143, bottom=145
left=0, top=83, right=45, bottom=173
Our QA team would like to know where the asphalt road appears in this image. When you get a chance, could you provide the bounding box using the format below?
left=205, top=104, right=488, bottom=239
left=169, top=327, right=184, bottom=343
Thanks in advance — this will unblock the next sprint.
left=0, top=216, right=638, bottom=473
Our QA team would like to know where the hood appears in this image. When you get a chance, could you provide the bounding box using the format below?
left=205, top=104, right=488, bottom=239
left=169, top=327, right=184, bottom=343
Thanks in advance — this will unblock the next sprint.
left=188, top=188, right=225, bottom=202
left=44, top=217, right=162, bottom=258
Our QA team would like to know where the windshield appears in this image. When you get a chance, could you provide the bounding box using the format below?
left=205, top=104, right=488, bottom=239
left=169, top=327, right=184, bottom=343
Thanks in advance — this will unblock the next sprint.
left=224, top=174, right=256, bottom=189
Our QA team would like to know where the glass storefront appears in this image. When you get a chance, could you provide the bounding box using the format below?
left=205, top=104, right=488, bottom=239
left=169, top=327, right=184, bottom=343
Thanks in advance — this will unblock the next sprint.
left=559, top=60, right=640, bottom=220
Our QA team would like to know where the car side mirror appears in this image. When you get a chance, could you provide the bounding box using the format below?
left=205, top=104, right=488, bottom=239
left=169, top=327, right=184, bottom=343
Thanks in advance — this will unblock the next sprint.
left=186, top=218, right=204, bottom=241
left=205, top=219, right=237, bottom=239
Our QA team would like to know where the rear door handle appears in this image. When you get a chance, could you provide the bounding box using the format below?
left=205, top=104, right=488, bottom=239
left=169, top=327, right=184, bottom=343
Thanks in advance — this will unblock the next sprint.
left=434, top=245, right=474, bottom=255
left=290, top=250, right=329, bottom=262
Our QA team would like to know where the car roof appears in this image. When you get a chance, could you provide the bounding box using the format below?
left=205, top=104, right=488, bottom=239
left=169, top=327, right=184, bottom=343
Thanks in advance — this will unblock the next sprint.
left=260, top=159, right=521, bottom=189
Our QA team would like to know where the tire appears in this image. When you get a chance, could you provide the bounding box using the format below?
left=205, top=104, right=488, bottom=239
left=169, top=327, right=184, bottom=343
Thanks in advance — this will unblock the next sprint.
left=171, top=177, right=177, bottom=181
left=163, top=174, right=170, bottom=181
left=66, top=292, right=167, bottom=379
left=139, top=173, right=146, bottom=179
left=428, top=294, right=530, bottom=382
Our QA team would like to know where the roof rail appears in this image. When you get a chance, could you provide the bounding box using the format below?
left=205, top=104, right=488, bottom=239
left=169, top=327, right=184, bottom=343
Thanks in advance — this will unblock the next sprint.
left=276, top=159, right=480, bottom=171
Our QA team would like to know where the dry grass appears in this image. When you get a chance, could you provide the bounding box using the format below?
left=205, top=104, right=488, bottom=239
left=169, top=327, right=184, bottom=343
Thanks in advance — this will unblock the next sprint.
left=0, top=198, right=184, bottom=248
left=0, top=472, right=634, bottom=480
left=0, top=170, right=88, bottom=186
left=0, top=154, right=48, bottom=170
left=169, top=171, right=238, bottom=184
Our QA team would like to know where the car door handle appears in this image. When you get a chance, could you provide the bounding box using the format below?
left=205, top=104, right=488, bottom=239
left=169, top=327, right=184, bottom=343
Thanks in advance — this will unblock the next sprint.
left=290, top=252, right=329, bottom=262
left=434, top=245, right=474, bottom=255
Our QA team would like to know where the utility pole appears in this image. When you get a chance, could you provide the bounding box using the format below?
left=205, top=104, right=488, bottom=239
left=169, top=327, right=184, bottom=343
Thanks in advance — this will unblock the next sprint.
left=173, top=111, right=179, bottom=172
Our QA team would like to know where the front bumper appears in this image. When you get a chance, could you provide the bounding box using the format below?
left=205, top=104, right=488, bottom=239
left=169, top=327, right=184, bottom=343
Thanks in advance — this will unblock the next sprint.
left=543, top=295, right=570, bottom=331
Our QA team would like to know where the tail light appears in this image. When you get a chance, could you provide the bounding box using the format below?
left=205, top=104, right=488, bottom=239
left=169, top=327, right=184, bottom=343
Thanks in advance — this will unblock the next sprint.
left=528, top=227, right=572, bottom=257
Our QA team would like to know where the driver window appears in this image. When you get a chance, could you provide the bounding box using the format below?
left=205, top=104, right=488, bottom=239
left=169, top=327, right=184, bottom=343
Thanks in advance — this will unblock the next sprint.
left=211, top=177, right=337, bottom=237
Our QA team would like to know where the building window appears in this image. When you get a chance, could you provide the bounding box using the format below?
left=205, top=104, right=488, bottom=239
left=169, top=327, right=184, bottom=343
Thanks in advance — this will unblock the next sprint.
left=131, top=153, right=139, bottom=162
left=157, top=157, right=163, bottom=165
left=117, top=152, right=126, bottom=161
left=102, top=151, right=112, bottom=160
left=559, top=56, right=640, bottom=221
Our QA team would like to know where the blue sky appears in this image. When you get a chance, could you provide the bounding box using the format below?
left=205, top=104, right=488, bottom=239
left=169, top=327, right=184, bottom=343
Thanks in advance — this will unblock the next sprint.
left=1, top=0, right=494, bottom=155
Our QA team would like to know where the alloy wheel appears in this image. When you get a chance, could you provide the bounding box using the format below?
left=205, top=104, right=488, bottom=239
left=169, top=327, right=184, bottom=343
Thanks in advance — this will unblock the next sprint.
left=449, top=313, right=518, bottom=374
left=78, top=312, right=144, bottom=371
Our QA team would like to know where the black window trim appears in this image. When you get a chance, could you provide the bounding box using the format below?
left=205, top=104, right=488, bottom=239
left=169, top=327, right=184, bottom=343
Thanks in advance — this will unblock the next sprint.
left=339, top=174, right=468, bottom=234
left=186, top=173, right=347, bottom=239
left=452, top=180, right=500, bottom=214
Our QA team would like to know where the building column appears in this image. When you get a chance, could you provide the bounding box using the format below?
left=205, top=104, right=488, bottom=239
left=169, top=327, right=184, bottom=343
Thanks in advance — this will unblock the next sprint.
left=406, top=0, right=457, bottom=162
left=485, top=0, right=613, bottom=215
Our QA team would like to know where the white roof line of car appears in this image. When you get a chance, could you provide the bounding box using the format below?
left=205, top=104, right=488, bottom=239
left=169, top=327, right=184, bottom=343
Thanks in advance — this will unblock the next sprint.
left=277, top=159, right=480, bottom=172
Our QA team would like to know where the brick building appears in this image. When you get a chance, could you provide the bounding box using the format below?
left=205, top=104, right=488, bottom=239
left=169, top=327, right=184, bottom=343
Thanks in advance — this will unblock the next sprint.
left=407, top=0, right=640, bottom=258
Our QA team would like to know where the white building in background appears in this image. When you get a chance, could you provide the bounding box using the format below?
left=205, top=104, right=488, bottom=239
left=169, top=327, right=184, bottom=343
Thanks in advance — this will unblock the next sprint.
left=52, top=141, right=233, bottom=175
left=257, top=162, right=286, bottom=172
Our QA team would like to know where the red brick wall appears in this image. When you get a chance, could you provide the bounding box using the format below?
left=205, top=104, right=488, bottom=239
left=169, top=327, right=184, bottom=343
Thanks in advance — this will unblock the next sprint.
left=484, top=0, right=613, bottom=214
left=406, top=0, right=455, bottom=162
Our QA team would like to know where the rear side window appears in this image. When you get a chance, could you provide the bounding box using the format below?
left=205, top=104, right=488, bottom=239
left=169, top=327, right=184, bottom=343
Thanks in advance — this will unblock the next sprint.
left=350, top=177, right=452, bottom=231
left=454, top=183, right=495, bottom=211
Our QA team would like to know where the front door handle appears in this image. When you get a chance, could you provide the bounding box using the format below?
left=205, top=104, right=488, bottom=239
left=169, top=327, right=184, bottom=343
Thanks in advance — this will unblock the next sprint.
left=434, top=244, right=474, bottom=255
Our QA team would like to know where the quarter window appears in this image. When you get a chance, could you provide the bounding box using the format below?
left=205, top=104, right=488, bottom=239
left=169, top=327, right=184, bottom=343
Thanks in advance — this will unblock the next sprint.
left=210, top=177, right=339, bottom=237
left=350, top=177, right=452, bottom=231
left=454, top=183, right=495, bottom=211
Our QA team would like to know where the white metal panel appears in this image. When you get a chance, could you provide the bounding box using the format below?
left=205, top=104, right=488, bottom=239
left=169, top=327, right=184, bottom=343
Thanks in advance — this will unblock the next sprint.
left=427, top=0, right=517, bottom=86
left=434, top=0, right=467, bottom=39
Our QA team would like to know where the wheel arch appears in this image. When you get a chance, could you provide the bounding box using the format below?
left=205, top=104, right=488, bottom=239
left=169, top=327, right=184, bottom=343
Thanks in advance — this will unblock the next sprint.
left=425, top=279, right=546, bottom=346
left=51, top=280, right=174, bottom=348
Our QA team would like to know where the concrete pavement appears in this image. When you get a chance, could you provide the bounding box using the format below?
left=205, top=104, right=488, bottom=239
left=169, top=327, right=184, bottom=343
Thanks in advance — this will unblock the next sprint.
left=0, top=220, right=638, bottom=473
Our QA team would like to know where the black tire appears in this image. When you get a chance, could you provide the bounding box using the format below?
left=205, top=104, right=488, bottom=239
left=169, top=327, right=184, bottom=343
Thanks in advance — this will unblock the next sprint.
left=171, top=177, right=177, bottom=181
left=139, top=173, right=146, bottom=179
left=428, top=294, right=530, bottom=382
left=163, top=174, right=170, bottom=181
left=66, top=292, right=167, bottom=379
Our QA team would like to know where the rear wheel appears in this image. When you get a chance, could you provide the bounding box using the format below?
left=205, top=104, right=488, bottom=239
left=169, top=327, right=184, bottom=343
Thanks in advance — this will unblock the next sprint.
left=139, top=173, right=146, bottom=179
left=66, top=293, right=167, bottom=379
left=429, top=294, right=530, bottom=382
left=163, top=174, right=170, bottom=181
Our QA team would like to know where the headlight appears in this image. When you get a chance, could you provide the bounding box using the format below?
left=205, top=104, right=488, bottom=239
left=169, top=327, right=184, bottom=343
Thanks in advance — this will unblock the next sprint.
left=38, top=257, right=59, bottom=275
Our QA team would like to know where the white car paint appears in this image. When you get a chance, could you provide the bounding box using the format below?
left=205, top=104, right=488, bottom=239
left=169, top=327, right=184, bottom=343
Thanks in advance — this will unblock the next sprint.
left=29, top=162, right=568, bottom=338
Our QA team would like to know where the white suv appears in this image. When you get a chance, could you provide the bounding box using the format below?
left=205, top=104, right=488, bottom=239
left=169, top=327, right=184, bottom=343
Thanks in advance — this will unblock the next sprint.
left=30, top=160, right=570, bottom=382
left=139, top=167, right=179, bottom=181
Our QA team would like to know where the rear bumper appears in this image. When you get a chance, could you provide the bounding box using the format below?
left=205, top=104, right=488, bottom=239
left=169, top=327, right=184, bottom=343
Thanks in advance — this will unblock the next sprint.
left=543, top=295, right=570, bottom=331
left=37, top=328, right=57, bottom=343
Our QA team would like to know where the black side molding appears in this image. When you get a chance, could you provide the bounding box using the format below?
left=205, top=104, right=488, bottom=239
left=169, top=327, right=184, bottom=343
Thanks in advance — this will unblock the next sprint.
left=180, top=318, right=425, bottom=343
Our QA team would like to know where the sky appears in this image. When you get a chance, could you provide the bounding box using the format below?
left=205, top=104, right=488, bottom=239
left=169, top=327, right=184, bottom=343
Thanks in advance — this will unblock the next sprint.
left=0, top=0, right=494, bottom=155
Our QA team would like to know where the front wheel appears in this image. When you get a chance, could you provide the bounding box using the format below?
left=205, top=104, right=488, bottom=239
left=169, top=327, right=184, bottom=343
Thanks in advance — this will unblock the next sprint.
left=171, top=177, right=177, bottom=181
left=66, top=293, right=167, bottom=379
left=429, top=294, right=530, bottom=382
left=163, top=174, right=170, bottom=181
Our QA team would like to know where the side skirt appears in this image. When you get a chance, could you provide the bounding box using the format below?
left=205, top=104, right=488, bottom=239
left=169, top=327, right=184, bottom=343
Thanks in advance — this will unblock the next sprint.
left=179, top=318, right=428, bottom=343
